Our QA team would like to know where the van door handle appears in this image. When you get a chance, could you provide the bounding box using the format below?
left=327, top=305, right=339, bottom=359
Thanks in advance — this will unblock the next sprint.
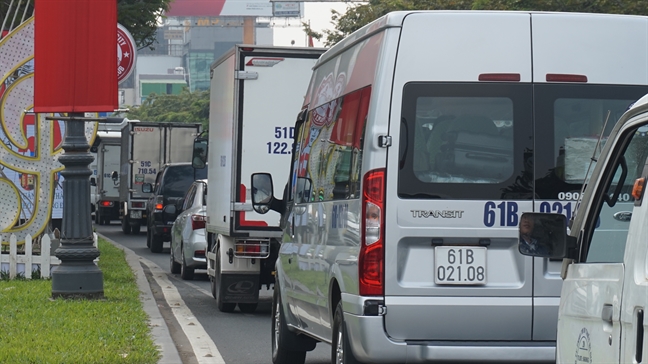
left=602, top=304, right=614, bottom=324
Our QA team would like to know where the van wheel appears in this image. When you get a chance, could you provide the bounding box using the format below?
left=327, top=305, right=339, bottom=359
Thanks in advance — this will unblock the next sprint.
left=170, top=246, right=181, bottom=274
left=150, top=233, right=163, bottom=253
left=180, top=247, right=195, bottom=280
left=271, top=284, right=313, bottom=364
left=332, top=301, right=362, bottom=364
left=121, top=216, right=131, bottom=234
left=238, top=303, right=258, bottom=313
left=131, top=223, right=141, bottom=235
left=214, top=246, right=236, bottom=312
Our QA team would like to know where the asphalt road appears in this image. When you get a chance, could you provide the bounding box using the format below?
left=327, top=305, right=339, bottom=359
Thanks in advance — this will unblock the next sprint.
left=95, top=223, right=330, bottom=364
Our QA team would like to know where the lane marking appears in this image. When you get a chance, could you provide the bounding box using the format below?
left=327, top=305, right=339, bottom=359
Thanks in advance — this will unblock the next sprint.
left=140, top=257, right=226, bottom=364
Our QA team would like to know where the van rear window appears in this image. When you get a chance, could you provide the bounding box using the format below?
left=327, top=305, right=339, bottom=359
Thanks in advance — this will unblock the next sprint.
left=398, top=82, right=533, bottom=200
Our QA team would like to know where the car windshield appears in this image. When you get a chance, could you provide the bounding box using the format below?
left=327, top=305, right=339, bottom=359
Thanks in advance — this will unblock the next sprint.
left=162, top=165, right=208, bottom=198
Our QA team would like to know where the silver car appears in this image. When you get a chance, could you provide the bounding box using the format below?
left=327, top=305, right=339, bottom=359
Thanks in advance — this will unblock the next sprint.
left=170, top=179, right=207, bottom=280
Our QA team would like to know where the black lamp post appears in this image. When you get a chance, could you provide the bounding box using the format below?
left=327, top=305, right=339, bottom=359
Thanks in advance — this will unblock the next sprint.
left=51, top=113, right=103, bottom=299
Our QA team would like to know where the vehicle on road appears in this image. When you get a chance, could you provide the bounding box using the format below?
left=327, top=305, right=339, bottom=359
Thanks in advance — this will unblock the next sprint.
left=143, top=163, right=207, bottom=253
left=520, top=93, right=648, bottom=364
left=250, top=10, right=648, bottom=364
left=117, top=121, right=201, bottom=235
left=93, top=129, right=122, bottom=225
left=170, top=179, right=208, bottom=280
left=193, top=45, right=325, bottom=314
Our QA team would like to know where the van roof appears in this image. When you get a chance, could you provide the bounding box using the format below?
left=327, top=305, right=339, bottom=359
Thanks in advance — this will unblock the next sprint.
left=315, top=10, right=647, bottom=69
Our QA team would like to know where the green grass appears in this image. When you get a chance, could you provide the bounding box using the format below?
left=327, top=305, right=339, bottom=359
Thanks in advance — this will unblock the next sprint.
left=0, top=238, right=160, bottom=364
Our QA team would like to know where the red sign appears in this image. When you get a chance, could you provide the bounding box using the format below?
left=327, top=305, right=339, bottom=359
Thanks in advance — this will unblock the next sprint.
left=34, top=0, right=117, bottom=113
left=117, top=24, right=136, bottom=84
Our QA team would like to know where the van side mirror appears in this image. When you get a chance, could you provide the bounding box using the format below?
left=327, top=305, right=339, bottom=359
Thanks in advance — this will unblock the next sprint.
left=142, top=183, right=153, bottom=194
left=111, top=171, right=118, bottom=181
left=518, top=213, right=569, bottom=259
left=90, top=177, right=96, bottom=187
left=251, top=173, right=274, bottom=214
left=192, top=137, right=208, bottom=169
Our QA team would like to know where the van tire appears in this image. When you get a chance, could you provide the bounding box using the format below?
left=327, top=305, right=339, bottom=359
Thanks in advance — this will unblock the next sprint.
left=332, top=301, right=362, bottom=364
left=214, top=246, right=236, bottom=312
left=272, top=284, right=310, bottom=364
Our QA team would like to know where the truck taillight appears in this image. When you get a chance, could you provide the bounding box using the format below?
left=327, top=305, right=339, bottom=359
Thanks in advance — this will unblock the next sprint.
left=191, top=214, right=206, bottom=230
left=359, top=168, right=385, bottom=296
left=234, top=240, right=270, bottom=258
left=131, top=201, right=145, bottom=208
left=99, top=200, right=113, bottom=207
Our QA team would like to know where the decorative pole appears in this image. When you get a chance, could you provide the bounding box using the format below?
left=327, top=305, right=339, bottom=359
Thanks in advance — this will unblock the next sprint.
left=51, top=113, right=103, bottom=299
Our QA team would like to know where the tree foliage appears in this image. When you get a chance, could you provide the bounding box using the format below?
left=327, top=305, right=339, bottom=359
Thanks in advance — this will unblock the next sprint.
left=117, top=0, right=172, bottom=50
left=126, top=88, right=210, bottom=129
left=305, top=0, right=648, bottom=47
left=0, top=0, right=170, bottom=49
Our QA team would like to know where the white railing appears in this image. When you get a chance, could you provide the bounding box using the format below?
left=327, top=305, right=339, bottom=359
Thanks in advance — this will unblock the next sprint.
left=0, top=233, right=98, bottom=279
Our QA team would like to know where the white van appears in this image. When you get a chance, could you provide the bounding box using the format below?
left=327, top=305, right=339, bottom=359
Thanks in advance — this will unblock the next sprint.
left=251, top=10, right=648, bottom=363
left=520, top=94, right=648, bottom=363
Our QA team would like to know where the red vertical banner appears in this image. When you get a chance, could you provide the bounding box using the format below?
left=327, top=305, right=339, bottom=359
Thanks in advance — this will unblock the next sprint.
left=33, top=0, right=118, bottom=112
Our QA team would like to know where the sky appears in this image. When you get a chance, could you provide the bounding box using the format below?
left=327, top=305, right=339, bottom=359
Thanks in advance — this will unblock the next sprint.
left=271, top=2, right=354, bottom=47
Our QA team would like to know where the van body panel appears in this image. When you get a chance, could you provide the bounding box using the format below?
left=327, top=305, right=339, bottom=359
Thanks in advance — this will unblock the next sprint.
left=532, top=13, right=648, bottom=85
left=385, top=296, right=532, bottom=340
left=394, top=12, right=532, bottom=82
left=533, top=297, right=560, bottom=340
left=556, top=263, right=623, bottom=363
left=344, top=311, right=555, bottom=363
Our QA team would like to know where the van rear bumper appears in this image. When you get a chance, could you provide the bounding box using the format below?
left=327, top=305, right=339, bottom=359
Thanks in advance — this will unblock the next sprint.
left=343, top=313, right=556, bottom=363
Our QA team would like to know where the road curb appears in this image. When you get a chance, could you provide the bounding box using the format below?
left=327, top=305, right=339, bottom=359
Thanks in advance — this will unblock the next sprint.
left=99, top=233, right=183, bottom=364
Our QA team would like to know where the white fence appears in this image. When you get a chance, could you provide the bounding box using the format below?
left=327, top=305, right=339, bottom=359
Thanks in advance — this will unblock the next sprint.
left=0, top=233, right=98, bottom=279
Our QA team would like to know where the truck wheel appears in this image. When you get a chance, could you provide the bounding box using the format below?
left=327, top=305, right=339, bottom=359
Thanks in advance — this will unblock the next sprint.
left=180, top=247, right=195, bottom=280
left=121, top=216, right=132, bottom=234
left=214, top=246, right=236, bottom=312
left=96, top=210, right=103, bottom=225
left=170, top=247, right=181, bottom=274
left=131, top=223, right=141, bottom=235
left=150, top=233, right=163, bottom=253
left=271, top=284, right=312, bottom=364
left=332, top=301, right=362, bottom=364
left=102, top=215, right=110, bottom=225
left=146, top=229, right=152, bottom=248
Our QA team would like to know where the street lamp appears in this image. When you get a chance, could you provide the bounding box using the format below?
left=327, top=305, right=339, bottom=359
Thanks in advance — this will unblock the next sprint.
left=50, top=113, right=103, bottom=299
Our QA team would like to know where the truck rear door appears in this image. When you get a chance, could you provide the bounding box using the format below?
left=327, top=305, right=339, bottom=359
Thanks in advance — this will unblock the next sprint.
left=235, top=51, right=320, bottom=233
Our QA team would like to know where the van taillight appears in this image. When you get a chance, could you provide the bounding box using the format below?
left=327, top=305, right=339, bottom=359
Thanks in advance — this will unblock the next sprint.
left=191, top=214, right=206, bottom=230
left=360, top=168, right=385, bottom=296
left=546, top=73, right=588, bottom=83
left=478, top=73, right=521, bottom=82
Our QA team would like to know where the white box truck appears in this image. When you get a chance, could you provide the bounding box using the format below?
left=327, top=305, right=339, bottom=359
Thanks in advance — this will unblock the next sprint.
left=194, top=45, right=325, bottom=313
left=93, top=130, right=122, bottom=225
left=118, top=121, right=201, bottom=234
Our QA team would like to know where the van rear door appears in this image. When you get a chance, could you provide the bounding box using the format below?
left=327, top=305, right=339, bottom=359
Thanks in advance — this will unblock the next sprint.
left=384, top=12, right=534, bottom=341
